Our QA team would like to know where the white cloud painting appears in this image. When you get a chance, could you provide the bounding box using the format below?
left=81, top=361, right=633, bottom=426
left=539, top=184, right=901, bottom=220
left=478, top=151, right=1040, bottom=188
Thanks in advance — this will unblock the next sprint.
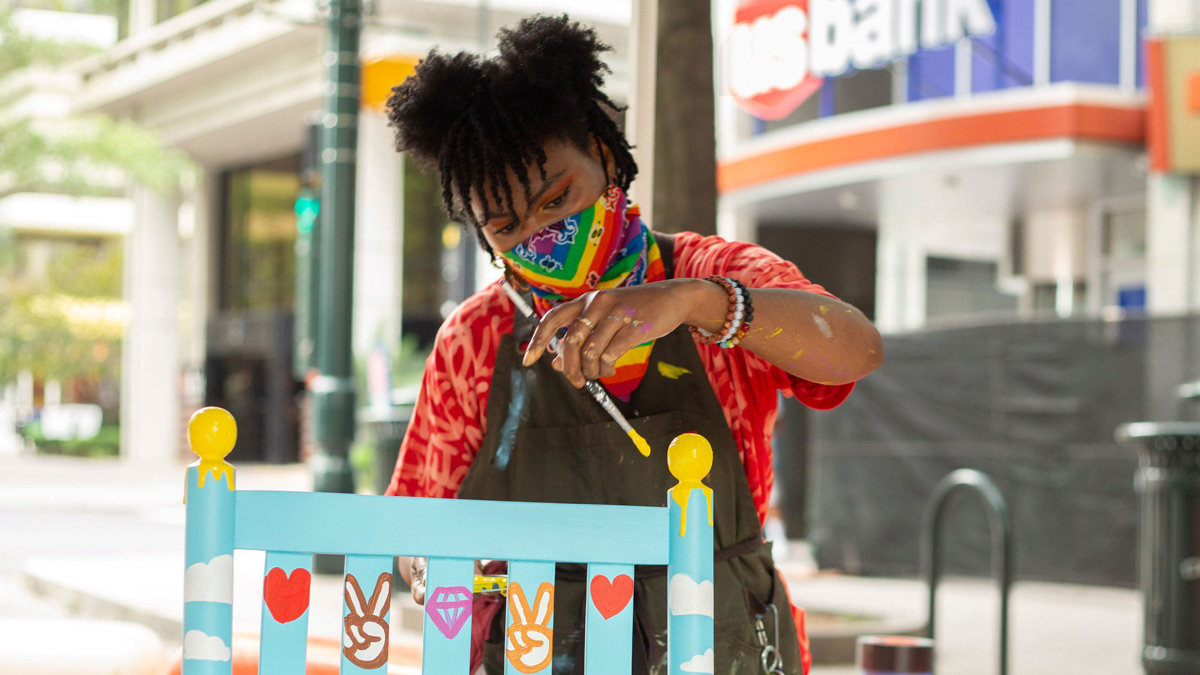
left=669, top=574, right=713, bottom=617
left=184, top=554, right=233, bottom=604
left=681, top=648, right=714, bottom=673
left=183, top=630, right=231, bottom=661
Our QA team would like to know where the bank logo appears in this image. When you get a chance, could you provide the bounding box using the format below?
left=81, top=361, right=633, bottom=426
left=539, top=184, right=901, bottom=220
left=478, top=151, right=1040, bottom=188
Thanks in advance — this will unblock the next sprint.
left=726, top=0, right=997, bottom=120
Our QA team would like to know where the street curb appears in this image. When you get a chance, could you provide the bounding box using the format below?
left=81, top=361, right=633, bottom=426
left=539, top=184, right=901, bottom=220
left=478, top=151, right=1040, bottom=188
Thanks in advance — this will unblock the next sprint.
left=21, top=568, right=183, bottom=646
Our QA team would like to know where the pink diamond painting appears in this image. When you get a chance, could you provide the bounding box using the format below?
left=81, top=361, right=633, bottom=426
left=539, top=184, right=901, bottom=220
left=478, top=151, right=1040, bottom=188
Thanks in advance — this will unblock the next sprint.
left=426, top=586, right=472, bottom=639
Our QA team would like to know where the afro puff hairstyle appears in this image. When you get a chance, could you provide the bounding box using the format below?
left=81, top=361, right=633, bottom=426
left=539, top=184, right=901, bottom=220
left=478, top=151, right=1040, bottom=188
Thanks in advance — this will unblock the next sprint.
left=384, top=15, right=637, bottom=257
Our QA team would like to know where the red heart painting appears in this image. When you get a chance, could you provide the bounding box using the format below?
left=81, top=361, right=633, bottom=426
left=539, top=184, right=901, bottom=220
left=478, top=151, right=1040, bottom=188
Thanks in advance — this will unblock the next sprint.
left=590, top=574, right=633, bottom=620
left=264, top=567, right=311, bottom=624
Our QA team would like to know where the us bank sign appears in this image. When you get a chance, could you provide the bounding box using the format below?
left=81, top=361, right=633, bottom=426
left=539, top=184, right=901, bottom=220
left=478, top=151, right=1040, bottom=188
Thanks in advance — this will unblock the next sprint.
left=728, top=0, right=998, bottom=119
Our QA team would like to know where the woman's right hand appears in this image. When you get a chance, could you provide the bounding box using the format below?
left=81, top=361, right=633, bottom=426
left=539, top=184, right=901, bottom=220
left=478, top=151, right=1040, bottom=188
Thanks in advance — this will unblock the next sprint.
left=399, top=556, right=429, bottom=605
left=400, top=556, right=483, bottom=605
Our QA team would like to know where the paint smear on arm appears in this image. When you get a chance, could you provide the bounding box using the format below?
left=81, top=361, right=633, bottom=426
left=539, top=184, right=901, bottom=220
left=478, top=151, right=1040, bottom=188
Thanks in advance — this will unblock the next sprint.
left=812, top=314, right=833, bottom=338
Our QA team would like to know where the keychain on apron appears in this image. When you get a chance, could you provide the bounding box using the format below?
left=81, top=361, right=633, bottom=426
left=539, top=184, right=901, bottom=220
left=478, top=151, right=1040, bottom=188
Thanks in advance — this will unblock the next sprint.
left=754, top=603, right=786, bottom=675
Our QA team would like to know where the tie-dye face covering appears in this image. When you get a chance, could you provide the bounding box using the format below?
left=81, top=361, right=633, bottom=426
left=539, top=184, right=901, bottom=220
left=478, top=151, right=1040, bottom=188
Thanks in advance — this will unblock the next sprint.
left=501, top=184, right=666, bottom=399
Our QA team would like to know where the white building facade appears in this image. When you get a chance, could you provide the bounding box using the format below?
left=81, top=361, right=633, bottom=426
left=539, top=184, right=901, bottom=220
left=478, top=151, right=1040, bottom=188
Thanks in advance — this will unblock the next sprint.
left=76, top=0, right=631, bottom=462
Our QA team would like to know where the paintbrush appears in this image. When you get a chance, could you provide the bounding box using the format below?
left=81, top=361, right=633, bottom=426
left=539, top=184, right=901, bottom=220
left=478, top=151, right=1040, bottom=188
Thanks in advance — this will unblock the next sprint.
left=501, top=281, right=652, bottom=457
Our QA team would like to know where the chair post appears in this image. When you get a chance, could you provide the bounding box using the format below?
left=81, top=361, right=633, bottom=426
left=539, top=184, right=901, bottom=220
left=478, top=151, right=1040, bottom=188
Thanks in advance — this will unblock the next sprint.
left=667, top=433, right=715, bottom=675
left=183, top=407, right=239, bottom=673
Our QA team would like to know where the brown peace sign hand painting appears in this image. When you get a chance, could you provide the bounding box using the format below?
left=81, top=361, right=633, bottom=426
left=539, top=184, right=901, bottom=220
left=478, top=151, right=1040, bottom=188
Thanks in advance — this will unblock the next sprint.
left=343, top=572, right=391, bottom=669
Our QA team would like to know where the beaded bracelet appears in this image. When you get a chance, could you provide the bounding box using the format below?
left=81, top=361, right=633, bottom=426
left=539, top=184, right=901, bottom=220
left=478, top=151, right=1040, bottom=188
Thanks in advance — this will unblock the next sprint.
left=720, top=278, right=754, bottom=348
left=689, top=276, right=754, bottom=349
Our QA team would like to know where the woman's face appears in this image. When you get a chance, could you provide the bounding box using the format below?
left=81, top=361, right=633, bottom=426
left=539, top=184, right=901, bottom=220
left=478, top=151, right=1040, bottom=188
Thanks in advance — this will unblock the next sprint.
left=472, top=137, right=612, bottom=254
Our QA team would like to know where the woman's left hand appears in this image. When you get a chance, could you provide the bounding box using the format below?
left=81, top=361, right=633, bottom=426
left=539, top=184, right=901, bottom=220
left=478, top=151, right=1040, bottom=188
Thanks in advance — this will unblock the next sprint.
left=522, top=277, right=885, bottom=388
left=522, top=279, right=720, bottom=387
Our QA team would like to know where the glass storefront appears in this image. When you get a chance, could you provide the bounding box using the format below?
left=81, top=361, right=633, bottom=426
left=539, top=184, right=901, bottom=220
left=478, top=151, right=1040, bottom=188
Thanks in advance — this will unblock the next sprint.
left=219, top=155, right=301, bottom=312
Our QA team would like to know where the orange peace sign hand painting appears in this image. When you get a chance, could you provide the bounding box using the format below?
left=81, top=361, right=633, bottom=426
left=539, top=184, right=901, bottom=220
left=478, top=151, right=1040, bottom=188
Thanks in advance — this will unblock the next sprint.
left=505, top=582, right=554, bottom=673
left=343, top=572, right=391, bottom=669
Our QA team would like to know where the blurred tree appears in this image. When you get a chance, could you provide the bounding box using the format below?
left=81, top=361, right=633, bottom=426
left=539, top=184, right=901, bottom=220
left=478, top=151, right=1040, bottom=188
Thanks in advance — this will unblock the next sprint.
left=0, top=237, right=124, bottom=386
left=0, top=5, right=189, bottom=399
left=0, top=8, right=191, bottom=196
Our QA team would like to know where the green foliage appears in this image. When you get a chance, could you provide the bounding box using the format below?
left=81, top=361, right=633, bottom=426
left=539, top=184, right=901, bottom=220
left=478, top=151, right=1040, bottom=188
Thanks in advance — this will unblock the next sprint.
left=393, top=332, right=429, bottom=388
left=0, top=7, right=187, bottom=390
left=0, top=113, right=194, bottom=197
left=0, top=238, right=123, bottom=384
left=25, top=421, right=121, bottom=457
left=0, top=8, right=105, bottom=73
left=0, top=10, right=194, bottom=196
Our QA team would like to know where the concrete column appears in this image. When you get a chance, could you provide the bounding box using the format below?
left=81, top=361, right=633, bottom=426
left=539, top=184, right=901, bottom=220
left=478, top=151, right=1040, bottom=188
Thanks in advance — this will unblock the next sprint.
left=178, top=169, right=210, bottom=371
left=875, top=225, right=927, bottom=333
left=353, top=111, right=404, bottom=359
left=627, top=0, right=658, bottom=223
left=1145, top=0, right=1200, bottom=315
left=874, top=186, right=931, bottom=333
left=716, top=199, right=755, bottom=243
left=120, top=185, right=182, bottom=464
left=1146, top=174, right=1199, bottom=313
left=128, top=0, right=155, bottom=36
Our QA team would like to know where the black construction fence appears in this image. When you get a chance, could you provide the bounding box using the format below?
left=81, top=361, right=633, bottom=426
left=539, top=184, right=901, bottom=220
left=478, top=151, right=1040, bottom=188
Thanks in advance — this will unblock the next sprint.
left=802, top=313, right=1200, bottom=587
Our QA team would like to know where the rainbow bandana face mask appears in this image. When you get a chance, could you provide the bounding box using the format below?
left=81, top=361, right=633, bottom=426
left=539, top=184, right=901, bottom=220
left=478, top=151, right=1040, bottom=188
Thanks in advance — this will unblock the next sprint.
left=502, top=184, right=666, bottom=399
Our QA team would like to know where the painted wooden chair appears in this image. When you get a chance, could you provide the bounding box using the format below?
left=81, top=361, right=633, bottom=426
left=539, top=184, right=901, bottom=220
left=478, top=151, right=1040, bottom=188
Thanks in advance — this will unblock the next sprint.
left=181, top=407, right=715, bottom=674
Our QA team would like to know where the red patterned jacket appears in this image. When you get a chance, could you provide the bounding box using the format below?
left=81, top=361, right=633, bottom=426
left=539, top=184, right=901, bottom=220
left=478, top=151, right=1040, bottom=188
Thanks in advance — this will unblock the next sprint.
left=386, top=232, right=856, bottom=674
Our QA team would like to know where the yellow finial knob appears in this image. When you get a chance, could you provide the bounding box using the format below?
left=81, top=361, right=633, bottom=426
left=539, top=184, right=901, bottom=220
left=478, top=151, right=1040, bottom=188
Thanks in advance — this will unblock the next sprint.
left=668, top=433, right=712, bottom=484
left=188, top=407, right=237, bottom=461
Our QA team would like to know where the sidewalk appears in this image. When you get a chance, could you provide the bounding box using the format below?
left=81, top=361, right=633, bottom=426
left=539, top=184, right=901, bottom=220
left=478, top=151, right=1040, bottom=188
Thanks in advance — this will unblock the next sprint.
left=6, top=453, right=1144, bottom=674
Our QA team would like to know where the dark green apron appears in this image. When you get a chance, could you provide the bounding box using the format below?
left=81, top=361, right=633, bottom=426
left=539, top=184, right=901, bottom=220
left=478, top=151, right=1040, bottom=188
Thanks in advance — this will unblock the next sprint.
left=457, top=237, right=802, bottom=675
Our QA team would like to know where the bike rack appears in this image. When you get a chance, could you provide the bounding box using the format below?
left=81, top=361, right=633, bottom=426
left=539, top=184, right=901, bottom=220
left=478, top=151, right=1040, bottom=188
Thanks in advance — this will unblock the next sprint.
left=920, top=469, right=1013, bottom=675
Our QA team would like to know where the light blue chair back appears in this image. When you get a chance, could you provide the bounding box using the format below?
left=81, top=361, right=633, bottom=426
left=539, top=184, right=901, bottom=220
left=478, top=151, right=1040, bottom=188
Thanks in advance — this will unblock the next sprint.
left=181, top=407, right=715, bottom=674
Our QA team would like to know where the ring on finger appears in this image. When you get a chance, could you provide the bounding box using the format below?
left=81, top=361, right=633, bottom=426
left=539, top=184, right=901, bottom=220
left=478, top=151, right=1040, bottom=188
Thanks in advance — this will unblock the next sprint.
left=576, top=316, right=596, bottom=330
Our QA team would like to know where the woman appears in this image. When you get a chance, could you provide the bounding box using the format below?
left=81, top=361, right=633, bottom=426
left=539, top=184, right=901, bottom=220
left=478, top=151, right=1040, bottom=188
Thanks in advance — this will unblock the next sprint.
left=383, top=15, right=882, bottom=675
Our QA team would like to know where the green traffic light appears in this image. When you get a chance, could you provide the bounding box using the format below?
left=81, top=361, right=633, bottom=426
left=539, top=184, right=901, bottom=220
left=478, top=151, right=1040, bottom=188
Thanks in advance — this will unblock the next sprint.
left=294, top=195, right=320, bottom=217
left=295, top=191, right=320, bottom=233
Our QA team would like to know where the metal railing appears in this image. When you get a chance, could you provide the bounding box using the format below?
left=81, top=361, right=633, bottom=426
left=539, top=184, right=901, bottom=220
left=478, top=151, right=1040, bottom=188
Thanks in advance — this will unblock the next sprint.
left=920, top=469, right=1013, bottom=675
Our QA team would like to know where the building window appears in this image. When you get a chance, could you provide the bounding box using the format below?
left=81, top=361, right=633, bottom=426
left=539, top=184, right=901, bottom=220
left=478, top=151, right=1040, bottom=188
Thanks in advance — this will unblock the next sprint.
left=757, top=67, right=894, bottom=134
left=908, top=46, right=956, bottom=101
left=971, top=0, right=1036, bottom=94
left=218, top=155, right=301, bottom=312
left=1049, top=0, right=1121, bottom=86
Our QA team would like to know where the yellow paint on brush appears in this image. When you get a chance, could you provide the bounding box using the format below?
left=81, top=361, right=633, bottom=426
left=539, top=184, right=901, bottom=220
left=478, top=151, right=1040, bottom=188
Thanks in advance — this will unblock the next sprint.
left=657, top=362, right=692, bottom=379
left=473, top=575, right=508, bottom=595
left=629, top=429, right=652, bottom=457
left=667, top=433, right=714, bottom=537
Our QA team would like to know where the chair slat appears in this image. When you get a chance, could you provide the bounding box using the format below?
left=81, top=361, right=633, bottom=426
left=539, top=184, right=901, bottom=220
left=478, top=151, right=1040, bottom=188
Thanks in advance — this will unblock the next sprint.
left=341, top=555, right=395, bottom=674
left=234, top=491, right=668, bottom=564
left=182, top=464, right=235, bottom=675
left=258, top=551, right=313, bottom=675
left=505, top=561, right=556, bottom=675
left=667, top=487, right=715, bottom=675
left=422, top=557, right=474, bottom=673
left=583, top=563, right=635, bottom=675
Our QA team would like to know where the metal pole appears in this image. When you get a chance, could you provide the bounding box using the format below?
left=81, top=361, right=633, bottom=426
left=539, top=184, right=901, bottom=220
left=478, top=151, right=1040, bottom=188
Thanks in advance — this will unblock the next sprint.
left=311, top=0, right=361, bottom=493
left=920, top=469, right=1013, bottom=675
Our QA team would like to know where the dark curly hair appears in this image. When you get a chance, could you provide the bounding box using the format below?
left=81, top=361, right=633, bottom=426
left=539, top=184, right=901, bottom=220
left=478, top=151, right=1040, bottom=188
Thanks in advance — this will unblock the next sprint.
left=384, top=15, right=637, bottom=257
